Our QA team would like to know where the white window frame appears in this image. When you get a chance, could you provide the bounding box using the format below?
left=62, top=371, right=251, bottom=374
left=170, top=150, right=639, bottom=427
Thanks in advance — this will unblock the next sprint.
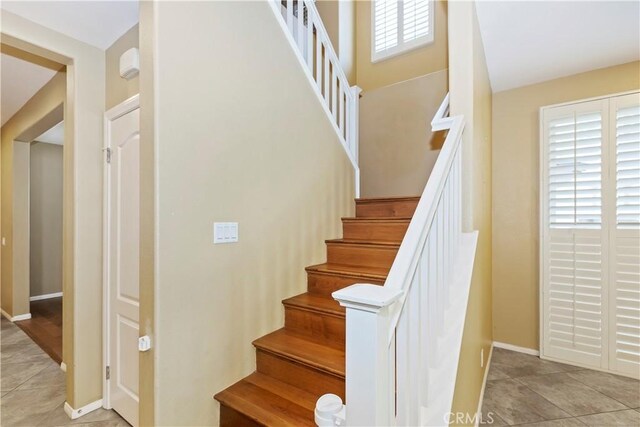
left=371, top=0, right=435, bottom=63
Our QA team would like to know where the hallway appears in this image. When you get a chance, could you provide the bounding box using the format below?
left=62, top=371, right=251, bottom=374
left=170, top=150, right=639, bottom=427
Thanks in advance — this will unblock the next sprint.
left=1, top=318, right=128, bottom=426
left=482, top=348, right=640, bottom=426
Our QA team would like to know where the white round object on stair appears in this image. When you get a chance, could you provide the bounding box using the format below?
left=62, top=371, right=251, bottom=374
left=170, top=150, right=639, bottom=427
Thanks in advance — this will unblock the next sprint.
left=315, top=393, right=345, bottom=426
left=119, top=47, right=139, bottom=80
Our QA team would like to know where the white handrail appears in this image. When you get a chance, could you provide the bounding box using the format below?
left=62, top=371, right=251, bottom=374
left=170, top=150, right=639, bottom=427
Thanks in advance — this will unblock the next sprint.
left=268, top=0, right=362, bottom=196
left=328, top=94, right=478, bottom=426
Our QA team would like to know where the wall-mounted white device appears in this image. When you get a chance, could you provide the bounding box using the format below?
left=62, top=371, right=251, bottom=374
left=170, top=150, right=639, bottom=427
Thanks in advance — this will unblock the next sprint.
left=213, top=222, right=239, bottom=244
left=119, top=47, right=139, bottom=80
left=138, top=335, right=151, bottom=352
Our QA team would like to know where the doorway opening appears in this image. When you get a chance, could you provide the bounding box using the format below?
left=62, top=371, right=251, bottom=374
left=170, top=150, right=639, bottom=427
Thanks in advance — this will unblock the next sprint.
left=15, top=120, right=65, bottom=364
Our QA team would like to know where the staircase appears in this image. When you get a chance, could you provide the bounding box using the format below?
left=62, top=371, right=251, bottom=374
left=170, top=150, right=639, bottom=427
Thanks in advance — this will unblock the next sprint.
left=214, top=196, right=420, bottom=426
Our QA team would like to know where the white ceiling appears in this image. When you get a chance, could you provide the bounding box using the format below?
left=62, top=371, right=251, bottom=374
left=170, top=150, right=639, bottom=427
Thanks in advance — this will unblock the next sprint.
left=1, top=1, right=139, bottom=50
left=0, top=53, right=58, bottom=126
left=476, top=1, right=640, bottom=92
left=35, top=120, right=64, bottom=145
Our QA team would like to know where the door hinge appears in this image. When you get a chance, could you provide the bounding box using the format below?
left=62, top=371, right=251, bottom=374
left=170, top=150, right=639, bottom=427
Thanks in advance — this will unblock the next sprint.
left=105, top=366, right=110, bottom=380
left=104, top=147, right=112, bottom=164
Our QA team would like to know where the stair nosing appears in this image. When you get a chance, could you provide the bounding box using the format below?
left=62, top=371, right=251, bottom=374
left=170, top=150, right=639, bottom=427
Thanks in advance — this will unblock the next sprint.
left=325, top=238, right=401, bottom=248
left=355, top=196, right=420, bottom=203
left=341, top=216, right=411, bottom=222
left=282, top=295, right=344, bottom=317
left=305, top=263, right=388, bottom=280
left=253, top=330, right=345, bottom=378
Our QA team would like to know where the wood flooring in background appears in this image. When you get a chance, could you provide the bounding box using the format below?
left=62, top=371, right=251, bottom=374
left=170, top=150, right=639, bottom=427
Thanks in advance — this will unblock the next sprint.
left=15, top=297, right=63, bottom=364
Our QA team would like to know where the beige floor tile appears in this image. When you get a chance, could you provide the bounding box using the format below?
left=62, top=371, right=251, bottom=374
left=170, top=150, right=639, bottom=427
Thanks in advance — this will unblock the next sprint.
left=2, top=339, right=52, bottom=365
left=576, top=409, right=640, bottom=426
left=516, top=373, right=628, bottom=416
left=0, top=385, right=66, bottom=426
left=518, top=418, right=586, bottom=427
left=36, top=404, right=127, bottom=427
left=16, top=362, right=66, bottom=391
left=481, top=379, right=570, bottom=425
left=1, top=359, right=53, bottom=392
left=567, top=370, right=640, bottom=409
left=491, top=348, right=582, bottom=378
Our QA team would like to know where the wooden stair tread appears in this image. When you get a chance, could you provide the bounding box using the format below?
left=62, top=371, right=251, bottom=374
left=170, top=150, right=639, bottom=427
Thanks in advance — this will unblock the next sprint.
left=215, top=373, right=316, bottom=426
left=306, top=263, right=389, bottom=280
left=325, top=238, right=401, bottom=248
left=341, top=216, right=411, bottom=222
left=355, top=196, right=420, bottom=203
left=283, top=293, right=344, bottom=317
left=253, top=329, right=345, bottom=377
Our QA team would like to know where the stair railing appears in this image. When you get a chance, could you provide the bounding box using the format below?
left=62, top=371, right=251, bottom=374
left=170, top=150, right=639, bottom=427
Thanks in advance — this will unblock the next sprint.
left=268, top=0, right=362, bottom=196
left=317, top=94, right=479, bottom=426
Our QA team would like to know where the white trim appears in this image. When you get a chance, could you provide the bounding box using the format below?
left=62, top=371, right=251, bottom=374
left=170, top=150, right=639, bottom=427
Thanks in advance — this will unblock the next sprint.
left=1, top=309, right=32, bottom=322
left=64, top=399, right=103, bottom=420
left=493, top=341, right=539, bottom=356
left=475, top=344, right=494, bottom=427
left=103, top=94, right=140, bottom=409
left=60, top=362, right=67, bottom=372
left=30, top=291, right=63, bottom=301
left=538, top=89, right=639, bottom=111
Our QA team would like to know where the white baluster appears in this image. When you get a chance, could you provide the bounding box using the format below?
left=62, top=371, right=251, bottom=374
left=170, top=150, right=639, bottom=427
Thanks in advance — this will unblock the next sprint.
left=315, top=34, right=323, bottom=88
left=331, top=73, right=338, bottom=120
left=306, top=3, right=313, bottom=69
left=286, top=0, right=293, bottom=32
left=297, top=0, right=304, bottom=51
left=323, top=48, right=330, bottom=100
left=339, top=88, right=345, bottom=139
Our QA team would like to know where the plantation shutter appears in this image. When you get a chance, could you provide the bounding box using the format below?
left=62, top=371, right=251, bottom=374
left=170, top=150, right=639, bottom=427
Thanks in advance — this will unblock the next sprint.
left=542, top=99, right=608, bottom=369
left=609, top=93, right=640, bottom=377
left=373, top=0, right=433, bottom=62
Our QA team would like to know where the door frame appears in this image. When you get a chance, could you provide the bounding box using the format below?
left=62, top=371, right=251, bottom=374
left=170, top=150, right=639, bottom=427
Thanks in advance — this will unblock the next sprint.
left=102, top=94, right=140, bottom=408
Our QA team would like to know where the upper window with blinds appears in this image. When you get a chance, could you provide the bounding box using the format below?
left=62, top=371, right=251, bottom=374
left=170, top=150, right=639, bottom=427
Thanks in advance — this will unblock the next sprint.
left=615, top=105, right=640, bottom=229
left=547, top=111, right=603, bottom=229
left=372, top=0, right=434, bottom=62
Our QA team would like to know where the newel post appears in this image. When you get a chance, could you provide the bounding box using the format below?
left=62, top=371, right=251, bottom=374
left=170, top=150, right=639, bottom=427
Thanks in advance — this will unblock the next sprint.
left=330, top=284, right=403, bottom=426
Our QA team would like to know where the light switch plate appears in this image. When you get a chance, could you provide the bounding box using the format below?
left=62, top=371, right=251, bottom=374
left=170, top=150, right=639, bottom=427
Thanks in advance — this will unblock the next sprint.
left=214, top=222, right=239, bottom=244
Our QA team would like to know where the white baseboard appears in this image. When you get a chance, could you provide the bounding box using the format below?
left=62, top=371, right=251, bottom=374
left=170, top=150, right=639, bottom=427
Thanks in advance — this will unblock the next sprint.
left=60, top=362, right=67, bottom=372
left=1, top=309, right=32, bottom=322
left=475, top=344, right=494, bottom=427
left=30, top=292, right=63, bottom=301
left=493, top=341, right=539, bottom=356
left=64, top=399, right=103, bottom=420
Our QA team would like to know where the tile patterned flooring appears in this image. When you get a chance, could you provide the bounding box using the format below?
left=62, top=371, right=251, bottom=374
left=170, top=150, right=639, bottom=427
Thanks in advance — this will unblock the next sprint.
left=482, top=348, right=640, bottom=426
left=3, top=316, right=639, bottom=427
left=1, top=318, right=129, bottom=427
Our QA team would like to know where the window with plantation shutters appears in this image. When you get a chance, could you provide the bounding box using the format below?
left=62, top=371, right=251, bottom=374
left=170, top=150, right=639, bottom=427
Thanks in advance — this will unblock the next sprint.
left=372, top=0, right=434, bottom=62
left=548, top=112, right=603, bottom=229
left=541, top=92, right=640, bottom=379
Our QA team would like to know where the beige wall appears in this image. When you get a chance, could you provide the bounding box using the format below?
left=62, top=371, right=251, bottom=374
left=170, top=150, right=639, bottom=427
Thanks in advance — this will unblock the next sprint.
left=449, top=2, right=493, bottom=424
left=105, top=24, right=139, bottom=110
left=30, top=141, right=63, bottom=297
left=492, top=61, right=640, bottom=351
left=1, top=71, right=65, bottom=316
left=360, top=69, right=448, bottom=197
left=315, top=0, right=356, bottom=83
left=2, top=11, right=106, bottom=409
left=356, top=0, right=448, bottom=91
left=141, top=2, right=355, bottom=425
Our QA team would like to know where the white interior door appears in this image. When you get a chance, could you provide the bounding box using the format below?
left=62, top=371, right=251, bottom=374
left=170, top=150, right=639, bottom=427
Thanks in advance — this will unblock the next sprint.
left=106, top=98, right=140, bottom=426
